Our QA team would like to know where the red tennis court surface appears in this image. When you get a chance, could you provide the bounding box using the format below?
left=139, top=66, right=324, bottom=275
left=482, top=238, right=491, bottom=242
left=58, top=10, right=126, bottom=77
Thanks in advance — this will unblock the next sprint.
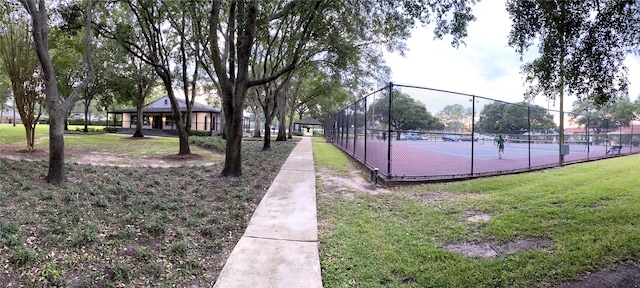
left=335, top=138, right=640, bottom=181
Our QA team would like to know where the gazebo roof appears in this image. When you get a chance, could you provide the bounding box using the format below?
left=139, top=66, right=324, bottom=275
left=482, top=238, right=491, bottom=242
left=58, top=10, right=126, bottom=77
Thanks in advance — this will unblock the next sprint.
left=294, top=116, right=323, bottom=126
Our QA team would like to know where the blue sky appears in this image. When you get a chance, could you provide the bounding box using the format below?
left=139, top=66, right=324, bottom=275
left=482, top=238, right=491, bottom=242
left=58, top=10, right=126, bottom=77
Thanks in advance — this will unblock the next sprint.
left=384, top=0, right=640, bottom=112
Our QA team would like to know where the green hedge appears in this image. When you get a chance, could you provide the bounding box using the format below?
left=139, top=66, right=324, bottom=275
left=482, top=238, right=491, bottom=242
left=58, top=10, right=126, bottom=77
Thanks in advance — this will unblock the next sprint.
left=188, top=130, right=208, bottom=137
left=67, top=119, right=108, bottom=126
left=189, top=136, right=226, bottom=151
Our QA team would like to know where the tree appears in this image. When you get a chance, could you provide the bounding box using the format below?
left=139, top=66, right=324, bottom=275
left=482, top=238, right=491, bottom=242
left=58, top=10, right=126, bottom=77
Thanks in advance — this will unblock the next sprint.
left=209, top=1, right=298, bottom=175
left=370, top=90, right=444, bottom=139
left=475, top=102, right=556, bottom=135
left=209, top=0, right=478, bottom=176
left=0, top=9, right=45, bottom=150
left=507, top=0, right=638, bottom=164
left=437, top=104, right=467, bottom=132
left=96, top=0, right=192, bottom=154
left=570, top=97, right=639, bottom=134
left=17, top=0, right=95, bottom=186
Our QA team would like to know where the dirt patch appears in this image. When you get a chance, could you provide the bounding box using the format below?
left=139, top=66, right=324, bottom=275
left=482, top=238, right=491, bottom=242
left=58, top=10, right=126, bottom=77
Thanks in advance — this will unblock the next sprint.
left=445, top=238, right=553, bottom=259
left=1, top=143, right=216, bottom=168
left=317, top=168, right=390, bottom=199
left=161, top=153, right=204, bottom=161
left=466, top=212, right=492, bottom=223
left=445, top=242, right=497, bottom=258
left=16, top=148, right=46, bottom=154
left=557, top=264, right=640, bottom=288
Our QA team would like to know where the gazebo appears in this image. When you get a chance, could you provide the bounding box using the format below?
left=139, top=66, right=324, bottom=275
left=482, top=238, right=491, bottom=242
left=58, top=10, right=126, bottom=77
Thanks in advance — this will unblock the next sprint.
left=294, top=115, right=323, bottom=132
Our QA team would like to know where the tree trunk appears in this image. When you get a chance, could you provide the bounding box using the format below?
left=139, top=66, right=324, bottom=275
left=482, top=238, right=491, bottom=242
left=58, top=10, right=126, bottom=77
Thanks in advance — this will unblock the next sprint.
left=133, top=97, right=144, bottom=137
left=83, top=100, right=90, bottom=132
left=251, top=105, right=261, bottom=138
left=221, top=89, right=245, bottom=176
left=157, top=69, right=190, bottom=155
left=64, top=112, right=69, bottom=131
left=46, top=110, right=66, bottom=186
left=276, top=89, right=287, bottom=141
left=29, top=123, right=36, bottom=150
left=287, top=108, right=295, bottom=139
left=277, top=114, right=287, bottom=140
left=263, top=116, right=272, bottom=151
left=23, top=123, right=33, bottom=150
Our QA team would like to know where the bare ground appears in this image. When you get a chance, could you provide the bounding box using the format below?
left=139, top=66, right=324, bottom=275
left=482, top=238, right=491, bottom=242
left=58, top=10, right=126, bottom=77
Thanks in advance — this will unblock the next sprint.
left=0, top=138, right=214, bottom=168
left=316, top=168, right=390, bottom=204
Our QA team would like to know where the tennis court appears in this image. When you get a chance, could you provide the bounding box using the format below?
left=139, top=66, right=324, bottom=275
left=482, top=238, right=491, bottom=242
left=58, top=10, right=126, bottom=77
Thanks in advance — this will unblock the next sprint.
left=327, top=83, right=640, bottom=182
left=339, top=137, right=638, bottom=180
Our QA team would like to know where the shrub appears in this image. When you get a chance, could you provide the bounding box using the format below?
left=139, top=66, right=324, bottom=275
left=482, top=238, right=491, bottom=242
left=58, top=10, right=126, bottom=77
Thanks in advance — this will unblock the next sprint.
left=103, top=127, right=118, bottom=133
left=10, top=246, right=37, bottom=265
left=292, top=131, right=303, bottom=136
left=188, top=130, right=208, bottom=137
left=67, top=118, right=85, bottom=125
left=189, top=136, right=226, bottom=151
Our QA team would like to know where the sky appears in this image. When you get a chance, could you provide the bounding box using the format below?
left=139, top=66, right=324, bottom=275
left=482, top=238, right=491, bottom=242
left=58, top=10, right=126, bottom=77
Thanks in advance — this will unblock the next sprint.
left=383, top=0, right=640, bottom=114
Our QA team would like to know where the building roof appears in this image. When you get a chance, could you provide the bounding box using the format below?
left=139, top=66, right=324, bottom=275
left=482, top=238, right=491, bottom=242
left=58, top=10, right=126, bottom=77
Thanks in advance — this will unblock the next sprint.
left=109, top=96, right=221, bottom=113
left=294, top=116, right=323, bottom=126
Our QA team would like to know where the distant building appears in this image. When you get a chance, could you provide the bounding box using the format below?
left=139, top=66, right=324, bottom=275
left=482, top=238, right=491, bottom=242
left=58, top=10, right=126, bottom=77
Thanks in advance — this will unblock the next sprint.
left=0, top=105, right=21, bottom=124
left=107, top=96, right=222, bottom=134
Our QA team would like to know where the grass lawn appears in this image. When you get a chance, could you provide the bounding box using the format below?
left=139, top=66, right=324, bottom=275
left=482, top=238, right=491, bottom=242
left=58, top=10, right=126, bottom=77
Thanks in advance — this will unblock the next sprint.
left=0, top=124, right=222, bottom=164
left=0, top=124, right=300, bottom=286
left=314, top=141, right=640, bottom=287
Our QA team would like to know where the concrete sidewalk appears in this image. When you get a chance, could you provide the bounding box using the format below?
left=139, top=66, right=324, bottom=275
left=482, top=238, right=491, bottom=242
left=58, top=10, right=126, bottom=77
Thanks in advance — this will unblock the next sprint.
left=214, top=137, right=322, bottom=288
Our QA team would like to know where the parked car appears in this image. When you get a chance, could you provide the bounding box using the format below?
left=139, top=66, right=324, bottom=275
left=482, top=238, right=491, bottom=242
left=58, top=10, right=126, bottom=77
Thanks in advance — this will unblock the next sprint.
left=405, top=133, right=420, bottom=140
left=475, top=134, right=493, bottom=141
left=442, top=134, right=461, bottom=142
left=461, top=135, right=478, bottom=141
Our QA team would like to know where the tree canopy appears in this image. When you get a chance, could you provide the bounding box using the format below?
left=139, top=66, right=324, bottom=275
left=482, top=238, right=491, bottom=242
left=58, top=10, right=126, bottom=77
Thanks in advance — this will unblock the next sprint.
left=570, top=97, right=640, bottom=134
left=436, top=104, right=470, bottom=132
left=507, top=0, right=639, bottom=106
left=475, top=101, right=556, bottom=135
left=371, top=90, right=444, bottom=132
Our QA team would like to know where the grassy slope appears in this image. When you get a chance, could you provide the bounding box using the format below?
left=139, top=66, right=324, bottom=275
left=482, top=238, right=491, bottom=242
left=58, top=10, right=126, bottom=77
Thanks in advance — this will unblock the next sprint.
left=314, top=142, right=640, bottom=287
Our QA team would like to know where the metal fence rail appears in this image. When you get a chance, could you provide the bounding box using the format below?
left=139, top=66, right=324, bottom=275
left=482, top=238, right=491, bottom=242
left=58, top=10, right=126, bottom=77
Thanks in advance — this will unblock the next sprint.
left=325, top=83, right=640, bottom=182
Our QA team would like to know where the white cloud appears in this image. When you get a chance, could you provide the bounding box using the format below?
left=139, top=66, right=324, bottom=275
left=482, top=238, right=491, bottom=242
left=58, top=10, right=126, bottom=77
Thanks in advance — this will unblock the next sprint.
left=384, top=0, right=640, bottom=113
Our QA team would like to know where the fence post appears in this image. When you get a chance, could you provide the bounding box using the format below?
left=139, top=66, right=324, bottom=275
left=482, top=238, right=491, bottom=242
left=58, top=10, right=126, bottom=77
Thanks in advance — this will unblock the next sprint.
left=364, top=98, right=368, bottom=163
left=606, top=118, right=610, bottom=153
left=631, top=123, right=634, bottom=154
left=387, top=83, right=393, bottom=177
left=353, top=104, right=357, bottom=155
left=528, top=106, right=531, bottom=169
left=470, top=95, right=475, bottom=175
left=586, top=114, right=590, bottom=157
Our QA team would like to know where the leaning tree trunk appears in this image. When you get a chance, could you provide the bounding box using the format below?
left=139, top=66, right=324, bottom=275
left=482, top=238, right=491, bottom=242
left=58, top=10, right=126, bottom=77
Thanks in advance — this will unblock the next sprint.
left=156, top=68, right=190, bottom=155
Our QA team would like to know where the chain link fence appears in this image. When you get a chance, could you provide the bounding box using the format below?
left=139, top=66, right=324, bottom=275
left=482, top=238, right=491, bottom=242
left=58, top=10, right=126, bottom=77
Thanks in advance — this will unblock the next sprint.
left=324, top=83, right=640, bottom=182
